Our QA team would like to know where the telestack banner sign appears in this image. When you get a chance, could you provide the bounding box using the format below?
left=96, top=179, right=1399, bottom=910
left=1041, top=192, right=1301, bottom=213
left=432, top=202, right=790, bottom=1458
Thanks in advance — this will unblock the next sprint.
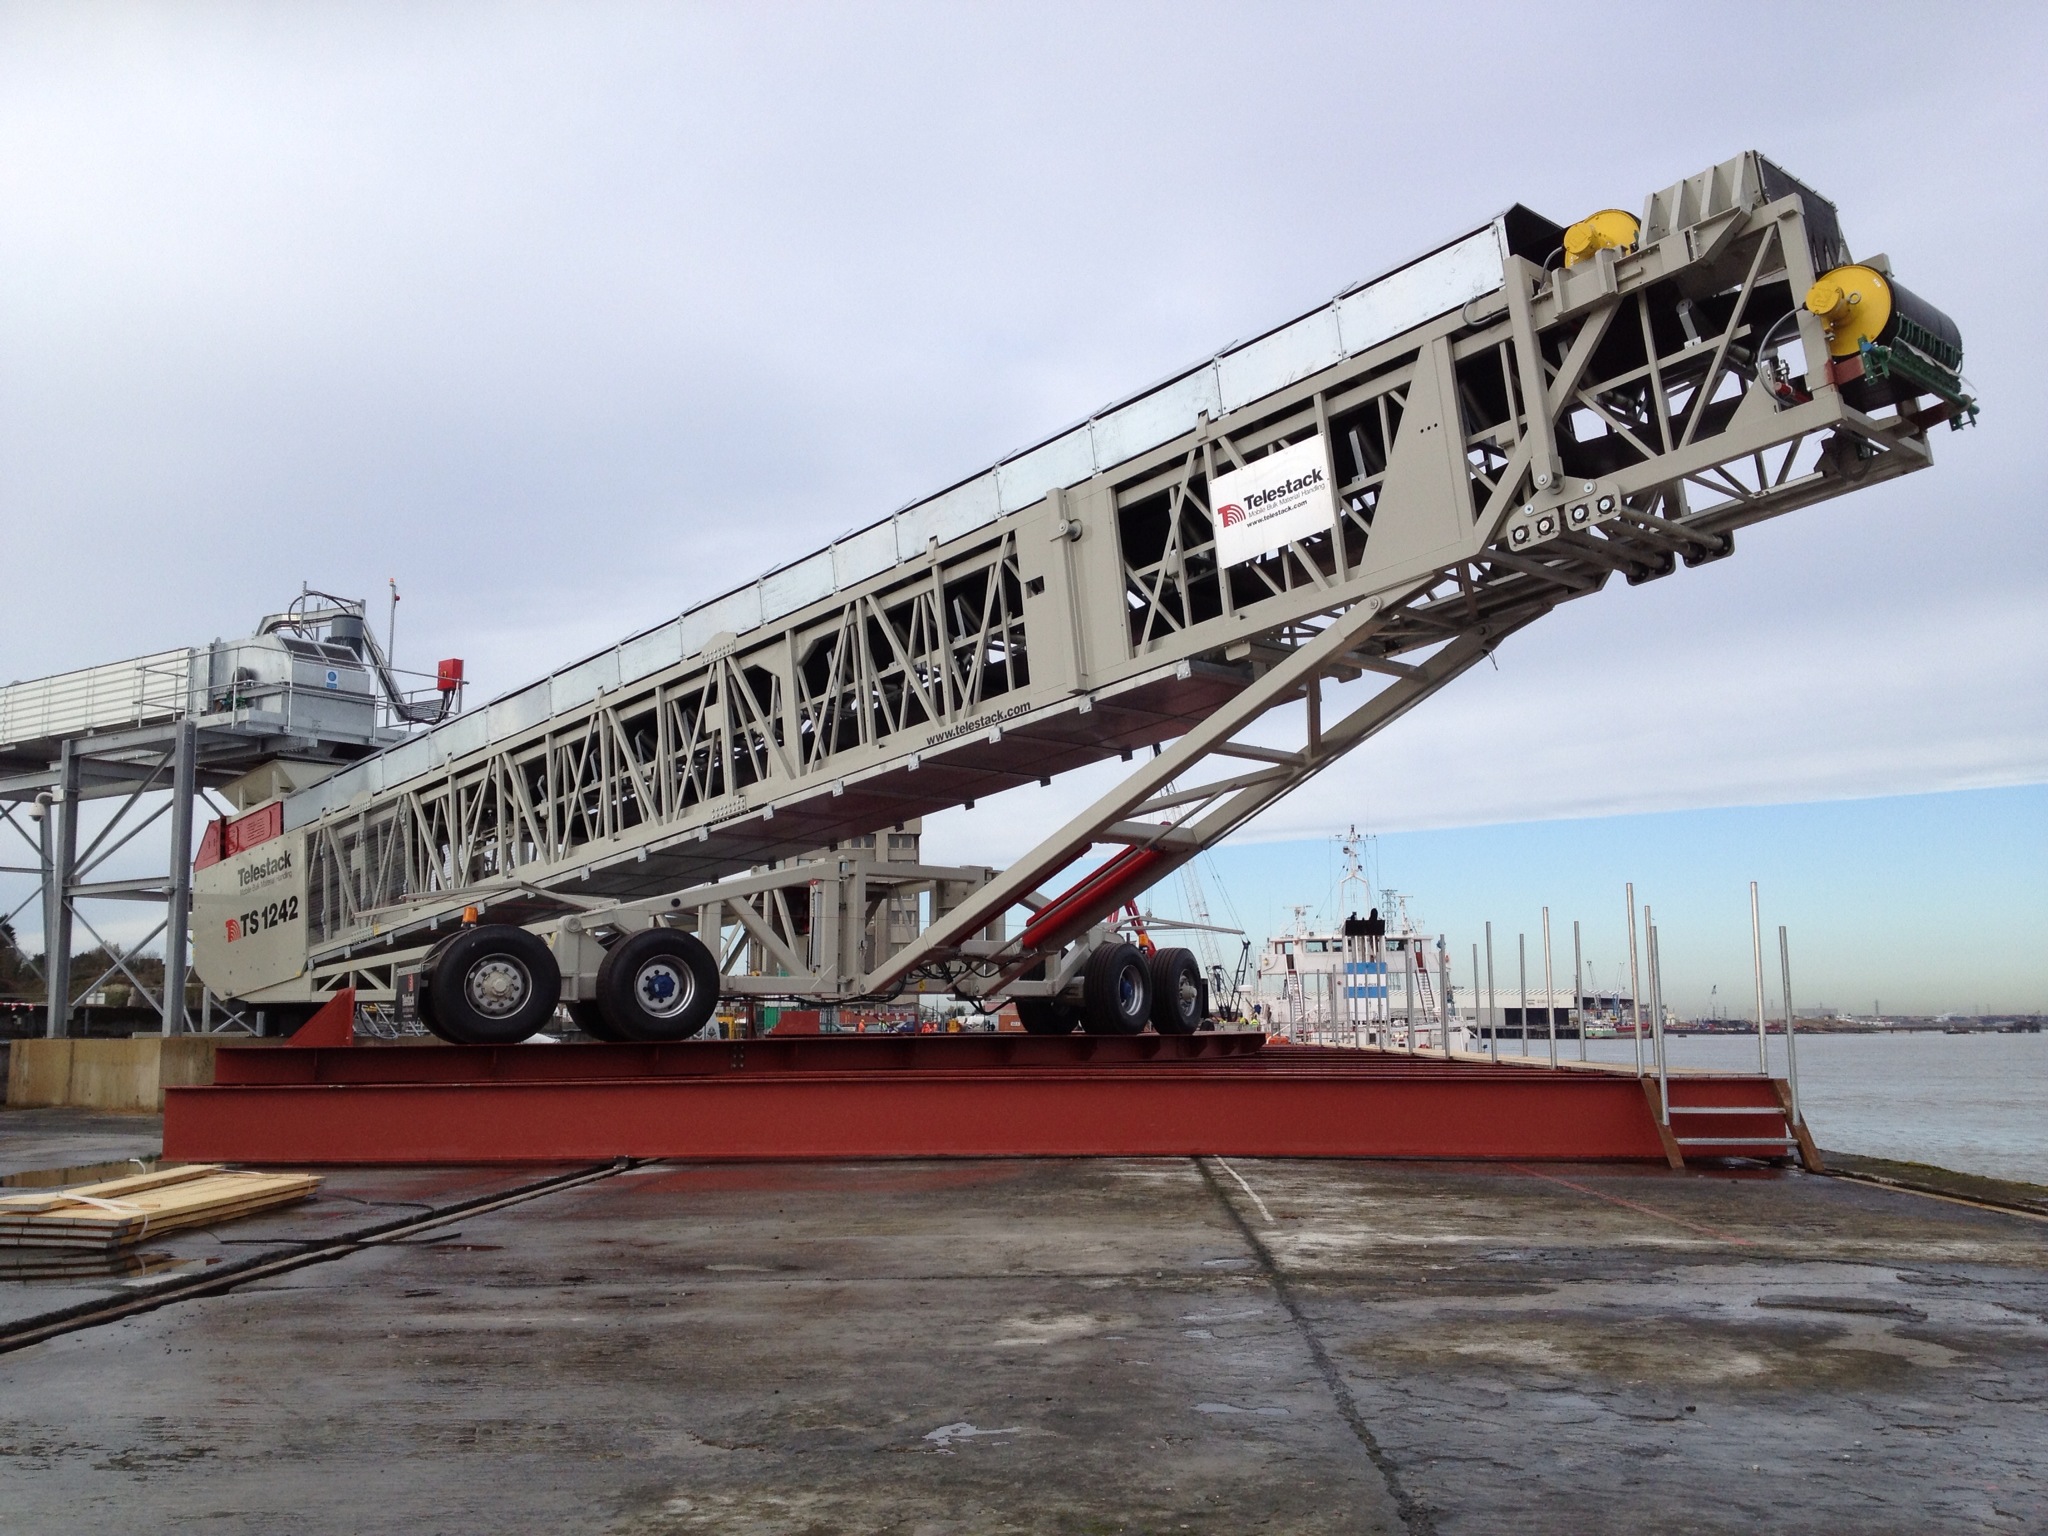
left=1209, top=436, right=1338, bottom=567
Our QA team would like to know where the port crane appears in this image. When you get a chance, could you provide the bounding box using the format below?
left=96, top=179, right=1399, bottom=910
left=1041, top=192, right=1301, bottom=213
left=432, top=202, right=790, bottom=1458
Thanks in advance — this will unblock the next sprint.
left=188, top=152, right=1973, bottom=1046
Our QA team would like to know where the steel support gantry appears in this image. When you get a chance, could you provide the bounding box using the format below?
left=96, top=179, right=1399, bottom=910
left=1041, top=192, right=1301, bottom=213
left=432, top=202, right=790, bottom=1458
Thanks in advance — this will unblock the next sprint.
left=0, top=610, right=421, bottom=1035
left=3, top=719, right=238, bottom=1035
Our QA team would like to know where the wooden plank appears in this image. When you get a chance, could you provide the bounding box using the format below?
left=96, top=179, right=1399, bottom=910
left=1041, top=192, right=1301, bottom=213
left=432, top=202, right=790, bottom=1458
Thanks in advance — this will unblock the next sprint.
left=0, top=1174, right=314, bottom=1224
left=0, top=1165, right=220, bottom=1211
left=0, top=1186, right=317, bottom=1232
left=0, top=1169, right=321, bottom=1251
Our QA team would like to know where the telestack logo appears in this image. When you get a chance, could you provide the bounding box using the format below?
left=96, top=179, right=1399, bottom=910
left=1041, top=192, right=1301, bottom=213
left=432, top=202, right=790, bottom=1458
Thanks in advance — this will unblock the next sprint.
left=1208, top=436, right=1337, bottom=568
left=237, top=849, right=293, bottom=889
left=1240, top=466, right=1326, bottom=509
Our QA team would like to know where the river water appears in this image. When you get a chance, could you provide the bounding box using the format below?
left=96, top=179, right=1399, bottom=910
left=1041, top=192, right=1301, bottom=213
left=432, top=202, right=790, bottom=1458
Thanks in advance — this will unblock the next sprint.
left=1561, top=1031, right=2048, bottom=1186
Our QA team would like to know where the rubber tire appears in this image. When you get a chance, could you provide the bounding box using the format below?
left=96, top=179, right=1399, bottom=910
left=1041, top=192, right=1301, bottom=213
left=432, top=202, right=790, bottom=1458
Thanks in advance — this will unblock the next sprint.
left=428, top=925, right=561, bottom=1045
left=414, top=984, right=441, bottom=1037
left=568, top=999, right=626, bottom=1042
left=1082, top=942, right=1152, bottom=1036
left=1148, top=947, right=1203, bottom=1035
left=595, top=928, right=721, bottom=1042
left=1016, top=997, right=1079, bottom=1035
left=1012, top=958, right=1077, bottom=1035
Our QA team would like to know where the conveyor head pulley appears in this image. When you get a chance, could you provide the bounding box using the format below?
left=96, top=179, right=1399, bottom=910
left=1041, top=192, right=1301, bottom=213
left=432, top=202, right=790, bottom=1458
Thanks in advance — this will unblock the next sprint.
left=1806, top=262, right=1973, bottom=425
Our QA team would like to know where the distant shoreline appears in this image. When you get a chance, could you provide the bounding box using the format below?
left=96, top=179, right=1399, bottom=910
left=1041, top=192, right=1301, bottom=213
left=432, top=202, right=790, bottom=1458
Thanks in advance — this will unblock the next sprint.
left=1667, top=1018, right=2043, bottom=1037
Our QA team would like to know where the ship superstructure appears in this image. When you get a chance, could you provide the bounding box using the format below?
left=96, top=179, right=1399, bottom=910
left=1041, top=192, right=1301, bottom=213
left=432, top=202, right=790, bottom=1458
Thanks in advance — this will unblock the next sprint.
left=1253, top=829, right=1467, bottom=1050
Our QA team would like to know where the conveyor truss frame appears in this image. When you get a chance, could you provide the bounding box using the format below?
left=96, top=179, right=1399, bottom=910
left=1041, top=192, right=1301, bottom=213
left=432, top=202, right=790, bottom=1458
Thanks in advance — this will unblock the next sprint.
left=251, top=157, right=1951, bottom=1014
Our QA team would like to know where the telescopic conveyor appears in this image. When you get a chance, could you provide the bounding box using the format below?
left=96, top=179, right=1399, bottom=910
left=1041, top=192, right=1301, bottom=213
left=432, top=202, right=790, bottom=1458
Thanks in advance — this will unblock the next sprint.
left=191, top=151, right=1973, bottom=1045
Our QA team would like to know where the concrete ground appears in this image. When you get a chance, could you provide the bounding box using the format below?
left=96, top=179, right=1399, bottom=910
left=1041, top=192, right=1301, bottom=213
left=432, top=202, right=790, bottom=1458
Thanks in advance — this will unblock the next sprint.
left=0, top=1113, right=2043, bottom=1534
left=0, top=1107, right=164, bottom=1184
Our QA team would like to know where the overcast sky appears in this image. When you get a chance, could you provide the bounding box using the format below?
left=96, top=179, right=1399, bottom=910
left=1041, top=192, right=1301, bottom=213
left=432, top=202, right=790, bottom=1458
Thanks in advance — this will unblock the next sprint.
left=3, top=4, right=2044, bottom=1002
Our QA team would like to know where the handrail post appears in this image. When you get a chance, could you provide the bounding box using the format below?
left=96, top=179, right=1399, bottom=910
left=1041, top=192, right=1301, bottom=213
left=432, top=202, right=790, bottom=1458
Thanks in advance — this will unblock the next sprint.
left=1778, top=925, right=1803, bottom=1127
left=1517, top=932, right=1529, bottom=1058
left=1749, top=880, right=1769, bottom=1075
left=1484, top=922, right=1498, bottom=1064
left=1439, top=942, right=1452, bottom=1058
left=1625, top=882, right=1644, bottom=1077
left=1541, top=906, right=1558, bottom=1067
left=1573, top=918, right=1587, bottom=1061
left=1540, top=913, right=1556, bottom=1073
left=1647, top=914, right=1670, bottom=1124
left=1470, top=941, right=1482, bottom=1059
left=1403, top=945, right=1416, bottom=1055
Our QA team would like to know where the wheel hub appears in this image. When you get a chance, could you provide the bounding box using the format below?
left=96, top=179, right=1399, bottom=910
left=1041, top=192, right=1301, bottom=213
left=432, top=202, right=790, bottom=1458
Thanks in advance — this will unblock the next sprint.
left=635, top=960, right=695, bottom=1019
left=466, top=957, right=528, bottom=1017
left=1116, top=966, right=1144, bottom=1015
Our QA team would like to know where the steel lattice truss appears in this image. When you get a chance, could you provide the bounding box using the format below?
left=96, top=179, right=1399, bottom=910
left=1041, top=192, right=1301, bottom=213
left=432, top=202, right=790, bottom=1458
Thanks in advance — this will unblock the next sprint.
left=276, top=166, right=1946, bottom=1005
left=304, top=534, right=1032, bottom=944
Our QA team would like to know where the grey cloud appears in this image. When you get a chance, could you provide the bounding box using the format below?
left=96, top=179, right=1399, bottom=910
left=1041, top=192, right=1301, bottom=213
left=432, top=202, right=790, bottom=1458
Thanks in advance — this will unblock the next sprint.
left=2, top=2, right=2042, bottom=860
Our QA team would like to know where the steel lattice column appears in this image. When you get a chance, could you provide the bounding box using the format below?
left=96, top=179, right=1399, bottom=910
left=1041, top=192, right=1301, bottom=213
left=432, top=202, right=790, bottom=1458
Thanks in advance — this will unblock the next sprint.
left=43, top=743, right=79, bottom=1039
left=160, top=718, right=198, bottom=1035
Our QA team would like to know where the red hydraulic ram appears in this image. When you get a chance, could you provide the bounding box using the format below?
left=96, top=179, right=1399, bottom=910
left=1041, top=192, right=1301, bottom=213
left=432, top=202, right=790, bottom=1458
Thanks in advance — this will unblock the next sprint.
left=1018, top=845, right=1177, bottom=952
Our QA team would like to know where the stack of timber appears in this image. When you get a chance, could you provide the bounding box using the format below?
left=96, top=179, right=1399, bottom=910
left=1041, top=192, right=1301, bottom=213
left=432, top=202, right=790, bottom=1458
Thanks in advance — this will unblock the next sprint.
left=0, top=1165, right=321, bottom=1252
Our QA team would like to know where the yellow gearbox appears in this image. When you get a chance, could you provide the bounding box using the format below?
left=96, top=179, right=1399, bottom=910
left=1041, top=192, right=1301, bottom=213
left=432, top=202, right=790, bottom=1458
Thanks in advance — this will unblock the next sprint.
left=1562, top=209, right=1639, bottom=267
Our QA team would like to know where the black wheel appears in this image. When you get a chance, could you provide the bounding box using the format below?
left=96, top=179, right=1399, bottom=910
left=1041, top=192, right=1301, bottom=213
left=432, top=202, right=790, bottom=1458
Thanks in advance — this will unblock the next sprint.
left=595, top=928, right=721, bottom=1042
left=427, top=924, right=561, bottom=1045
left=568, top=999, right=626, bottom=1042
left=1082, top=942, right=1151, bottom=1035
left=1149, top=947, right=1203, bottom=1035
left=414, top=982, right=440, bottom=1036
left=1016, top=997, right=1079, bottom=1035
left=1012, top=959, right=1077, bottom=1035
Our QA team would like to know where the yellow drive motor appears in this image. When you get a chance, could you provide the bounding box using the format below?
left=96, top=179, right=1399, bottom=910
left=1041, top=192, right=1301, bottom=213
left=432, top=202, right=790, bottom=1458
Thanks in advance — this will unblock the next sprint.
left=1562, top=209, right=1639, bottom=267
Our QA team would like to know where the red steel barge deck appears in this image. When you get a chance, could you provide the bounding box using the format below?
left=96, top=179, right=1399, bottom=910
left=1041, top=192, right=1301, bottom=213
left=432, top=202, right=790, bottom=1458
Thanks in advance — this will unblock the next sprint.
left=164, top=1028, right=1816, bottom=1169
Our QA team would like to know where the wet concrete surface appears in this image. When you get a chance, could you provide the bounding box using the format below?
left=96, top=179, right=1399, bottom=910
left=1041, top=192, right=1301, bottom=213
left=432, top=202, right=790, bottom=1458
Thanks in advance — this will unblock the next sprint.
left=0, top=1114, right=2043, bottom=1533
left=0, top=1151, right=585, bottom=1332
left=0, top=1108, right=163, bottom=1181
left=1825, top=1150, right=2048, bottom=1219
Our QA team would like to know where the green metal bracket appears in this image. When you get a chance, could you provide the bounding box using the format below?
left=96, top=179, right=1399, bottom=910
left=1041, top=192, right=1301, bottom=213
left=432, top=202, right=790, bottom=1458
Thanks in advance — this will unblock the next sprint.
left=1860, top=339, right=1978, bottom=430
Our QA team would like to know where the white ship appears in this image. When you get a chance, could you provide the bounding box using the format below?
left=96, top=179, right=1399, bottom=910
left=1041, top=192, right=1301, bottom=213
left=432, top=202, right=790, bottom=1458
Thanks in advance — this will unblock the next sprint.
left=1248, top=828, right=1668, bottom=1054
left=1251, top=829, right=1471, bottom=1051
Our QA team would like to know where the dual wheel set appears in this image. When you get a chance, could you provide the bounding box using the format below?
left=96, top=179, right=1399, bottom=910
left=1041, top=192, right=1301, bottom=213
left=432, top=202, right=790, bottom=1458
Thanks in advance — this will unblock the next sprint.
left=1014, top=943, right=1207, bottom=1037
left=415, top=923, right=722, bottom=1046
